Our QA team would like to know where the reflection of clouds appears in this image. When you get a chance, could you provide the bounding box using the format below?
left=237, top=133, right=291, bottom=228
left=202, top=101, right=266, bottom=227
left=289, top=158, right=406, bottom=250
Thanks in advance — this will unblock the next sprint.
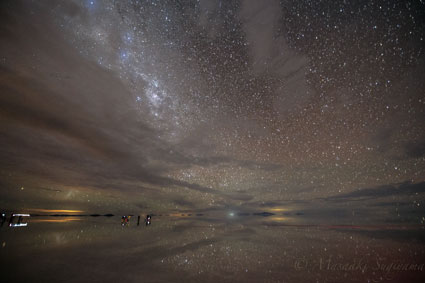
left=266, top=216, right=288, bottom=222
left=52, top=232, right=69, bottom=245
left=167, top=213, right=191, bottom=218
left=3, top=216, right=424, bottom=282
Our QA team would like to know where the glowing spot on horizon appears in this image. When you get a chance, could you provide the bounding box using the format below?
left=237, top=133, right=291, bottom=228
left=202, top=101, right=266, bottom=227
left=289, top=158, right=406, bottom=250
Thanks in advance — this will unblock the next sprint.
left=28, top=209, right=84, bottom=213
left=269, top=207, right=290, bottom=212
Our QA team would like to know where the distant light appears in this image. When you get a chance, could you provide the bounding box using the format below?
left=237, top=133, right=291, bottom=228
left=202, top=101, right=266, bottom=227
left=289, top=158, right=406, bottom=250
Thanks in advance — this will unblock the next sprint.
left=269, top=207, right=288, bottom=212
left=12, top=214, right=30, bottom=217
left=229, top=212, right=234, bottom=217
left=9, top=223, right=28, bottom=227
left=29, top=209, right=83, bottom=213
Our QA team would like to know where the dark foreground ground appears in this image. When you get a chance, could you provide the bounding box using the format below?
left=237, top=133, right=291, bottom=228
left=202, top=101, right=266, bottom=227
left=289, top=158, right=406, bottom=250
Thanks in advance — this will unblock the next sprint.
left=1, top=214, right=424, bottom=283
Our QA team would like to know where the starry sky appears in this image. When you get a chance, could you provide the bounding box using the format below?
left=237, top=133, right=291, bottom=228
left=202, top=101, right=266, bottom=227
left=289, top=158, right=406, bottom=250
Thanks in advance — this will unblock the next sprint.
left=1, top=0, right=424, bottom=216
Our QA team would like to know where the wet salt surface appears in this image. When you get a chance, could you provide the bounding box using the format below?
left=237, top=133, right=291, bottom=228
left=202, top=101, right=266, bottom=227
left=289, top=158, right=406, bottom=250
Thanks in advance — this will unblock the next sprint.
left=1, top=215, right=425, bottom=283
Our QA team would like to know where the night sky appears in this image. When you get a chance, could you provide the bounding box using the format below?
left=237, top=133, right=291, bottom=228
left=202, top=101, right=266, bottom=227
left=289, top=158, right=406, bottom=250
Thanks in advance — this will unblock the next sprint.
left=1, top=0, right=425, bottom=217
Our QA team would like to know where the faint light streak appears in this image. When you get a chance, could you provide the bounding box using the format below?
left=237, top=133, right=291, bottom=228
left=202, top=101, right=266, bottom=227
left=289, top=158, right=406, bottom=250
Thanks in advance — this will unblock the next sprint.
left=28, top=209, right=84, bottom=213
left=9, top=223, right=27, bottom=227
left=269, top=207, right=290, bottom=212
left=30, top=218, right=82, bottom=223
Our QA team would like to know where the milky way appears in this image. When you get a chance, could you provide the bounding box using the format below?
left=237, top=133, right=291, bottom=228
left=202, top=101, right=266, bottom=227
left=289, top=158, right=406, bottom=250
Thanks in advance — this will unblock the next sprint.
left=0, top=0, right=424, bottom=216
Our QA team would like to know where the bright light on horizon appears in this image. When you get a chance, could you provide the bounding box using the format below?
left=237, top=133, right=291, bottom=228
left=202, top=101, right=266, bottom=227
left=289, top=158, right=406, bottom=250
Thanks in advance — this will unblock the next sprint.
left=27, top=209, right=84, bottom=213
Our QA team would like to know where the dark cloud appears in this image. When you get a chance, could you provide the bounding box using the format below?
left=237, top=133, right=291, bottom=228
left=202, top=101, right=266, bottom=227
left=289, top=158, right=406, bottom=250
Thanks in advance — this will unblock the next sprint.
left=1, top=0, right=424, bottom=214
left=405, top=140, right=425, bottom=158
left=324, top=181, right=425, bottom=201
left=225, top=193, right=254, bottom=201
left=239, top=0, right=313, bottom=117
left=0, top=1, right=289, bottom=211
left=171, top=197, right=196, bottom=208
left=0, top=3, right=225, bottom=207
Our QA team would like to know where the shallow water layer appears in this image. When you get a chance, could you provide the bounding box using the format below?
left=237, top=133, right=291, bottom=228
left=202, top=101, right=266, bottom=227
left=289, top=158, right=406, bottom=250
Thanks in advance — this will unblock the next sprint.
left=1, top=214, right=425, bottom=283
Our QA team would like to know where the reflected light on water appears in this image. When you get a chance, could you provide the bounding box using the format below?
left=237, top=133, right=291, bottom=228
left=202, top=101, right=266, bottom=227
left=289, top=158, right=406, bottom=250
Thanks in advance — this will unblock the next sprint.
left=29, top=218, right=82, bottom=223
left=267, top=216, right=289, bottom=222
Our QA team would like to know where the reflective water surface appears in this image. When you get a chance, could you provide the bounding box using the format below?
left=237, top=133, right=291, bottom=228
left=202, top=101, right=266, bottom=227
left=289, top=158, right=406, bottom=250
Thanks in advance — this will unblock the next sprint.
left=1, top=213, right=424, bottom=283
